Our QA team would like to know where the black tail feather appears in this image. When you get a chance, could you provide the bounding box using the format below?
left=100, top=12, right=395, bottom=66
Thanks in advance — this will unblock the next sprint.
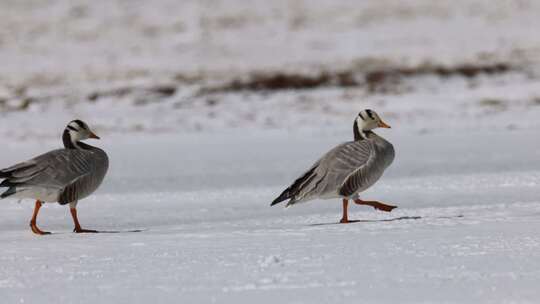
left=0, top=171, right=17, bottom=198
left=0, top=187, right=17, bottom=199
left=0, top=179, right=13, bottom=188
left=270, top=188, right=291, bottom=206
left=271, top=165, right=319, bottom=206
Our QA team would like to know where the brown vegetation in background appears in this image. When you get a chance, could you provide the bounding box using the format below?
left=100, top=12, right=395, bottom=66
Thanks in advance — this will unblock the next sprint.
left=200, top=62, right=513, bottom=95
left=0, top=61, right=520, bottom=111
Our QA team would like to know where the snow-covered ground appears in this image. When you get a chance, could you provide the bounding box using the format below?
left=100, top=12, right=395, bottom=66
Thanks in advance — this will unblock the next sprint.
left=2, top=0, right=540, bottom=303
left=1, top=130, right=540, bottom=303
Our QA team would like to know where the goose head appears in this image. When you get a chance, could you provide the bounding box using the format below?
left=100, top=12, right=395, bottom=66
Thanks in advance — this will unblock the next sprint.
left=353, top=109, right=390, bottom=140
left=63, top=120, right=100, bottom=149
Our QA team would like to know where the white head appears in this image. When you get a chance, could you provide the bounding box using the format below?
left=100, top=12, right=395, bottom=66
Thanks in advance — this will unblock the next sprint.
left=354, top=109, right=391, bottom=140
left=63, top=119, right=100, bottom=148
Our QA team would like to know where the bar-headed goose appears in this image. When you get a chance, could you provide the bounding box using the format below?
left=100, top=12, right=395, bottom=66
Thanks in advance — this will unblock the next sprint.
left=0, top=120, right=109, bottom=234
left=271, top=109, right=397, bottom=223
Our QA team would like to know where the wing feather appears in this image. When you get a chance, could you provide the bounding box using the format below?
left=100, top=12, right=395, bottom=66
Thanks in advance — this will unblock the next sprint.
left=274, top=141, right=375, bottom=206
left=1, top=149, right=94, bottom=201
left=272, top=136, right=394, bottom=207
left=26, top=150, right=93, bottom=189
left=337, top=142, right=378, bottom=197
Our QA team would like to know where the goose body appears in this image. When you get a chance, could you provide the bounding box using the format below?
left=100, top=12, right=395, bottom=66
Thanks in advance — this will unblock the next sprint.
left=271, top=109, right=397, bottom=223
left=0, top=146, right=108, bottom=204
left=0, top=120, right=108, bottom=234
left=276, top=133, right=394, bottom=206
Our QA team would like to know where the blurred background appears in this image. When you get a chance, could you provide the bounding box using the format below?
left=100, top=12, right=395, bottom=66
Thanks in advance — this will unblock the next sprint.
left=3, top=2, right=540, bottom=303
left=1, top=0, right=540, bottom=139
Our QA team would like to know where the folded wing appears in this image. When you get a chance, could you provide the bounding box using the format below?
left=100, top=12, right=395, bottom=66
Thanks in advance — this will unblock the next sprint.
left=0, top=149, right=97, bottom=203
left=271, top=140, right=377, bottom=207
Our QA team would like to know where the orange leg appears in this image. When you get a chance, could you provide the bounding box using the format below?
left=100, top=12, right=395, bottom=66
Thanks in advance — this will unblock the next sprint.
left=354, top=198, right=397, bottom=212
left=70, top=208, right=98, bottom=233
left=29, top=200, right=50, bottom=235
left=340, top=199, right=350, bottom=223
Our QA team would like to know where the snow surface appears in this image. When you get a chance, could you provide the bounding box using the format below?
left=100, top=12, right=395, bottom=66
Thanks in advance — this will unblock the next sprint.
left=2, top=0, right=540, bottom=303
left=1, top=130, right=540, bottom=303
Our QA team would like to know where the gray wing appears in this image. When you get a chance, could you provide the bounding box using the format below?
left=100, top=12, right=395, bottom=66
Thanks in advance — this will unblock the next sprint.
left=312, top=140, right=377, bottom=199
left=336, top=142, right=380, bottom=197
left=1, top=149, right=108, bottom=203
left=271, top=140, right=377, bottom=206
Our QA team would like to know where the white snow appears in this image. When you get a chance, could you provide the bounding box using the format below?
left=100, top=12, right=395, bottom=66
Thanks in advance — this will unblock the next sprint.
left=1, top=131, right=540, bottom=303
left=1, top=0, right=540, bottom=303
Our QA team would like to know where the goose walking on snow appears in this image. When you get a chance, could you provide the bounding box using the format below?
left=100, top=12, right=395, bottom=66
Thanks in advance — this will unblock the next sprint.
left=271, top=109, right=397, bottom=223
left=0, top=120, right=109, bottom=235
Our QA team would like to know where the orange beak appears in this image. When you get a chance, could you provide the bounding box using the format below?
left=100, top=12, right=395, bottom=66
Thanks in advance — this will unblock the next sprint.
left=89, top=131, right=100, bottom=139
left=378, top=120, right=391, bottom=128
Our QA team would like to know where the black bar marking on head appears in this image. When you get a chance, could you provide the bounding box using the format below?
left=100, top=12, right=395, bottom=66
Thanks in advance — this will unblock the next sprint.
left=366, top=109, right=374, bottom=119
left=67, top=125, right=77, bottom=131
left=358, top=112, right=365, bottom=120
left=72, top=119, right=86, bottom=129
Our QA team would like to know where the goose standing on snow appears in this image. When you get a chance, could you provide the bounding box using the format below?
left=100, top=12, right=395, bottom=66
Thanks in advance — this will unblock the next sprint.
left=271, top=109, right=397, bottom=223
left=0, top=120, right=109, bottom=235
